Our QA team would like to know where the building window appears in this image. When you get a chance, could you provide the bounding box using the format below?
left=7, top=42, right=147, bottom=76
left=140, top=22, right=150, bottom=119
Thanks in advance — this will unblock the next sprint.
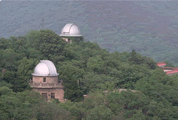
left=51, top=93, right=55, bottom=99
left=42, top=93, right=47, bottom=101
left=43, top=77, right=46, bottom=82
left=68, top=39, right=72, bottom=43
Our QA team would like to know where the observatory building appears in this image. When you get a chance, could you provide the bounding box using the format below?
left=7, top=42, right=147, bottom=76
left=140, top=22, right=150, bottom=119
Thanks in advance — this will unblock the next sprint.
left=29, top=60, right=64, bottom=102
left=29, top=23, right=84, bottom=102
left=59, top=23, right=83, bottom=43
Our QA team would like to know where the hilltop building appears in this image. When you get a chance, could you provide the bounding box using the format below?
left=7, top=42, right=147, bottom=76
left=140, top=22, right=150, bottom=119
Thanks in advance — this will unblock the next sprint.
left=157, top=62, right=178, bottom=75
left=157, top=62, right=166, bottom=68
left=59, top=23, right=83, bottom=43
left=29, top=60, right=65, bottom=102
left=29, top=23, right=84, bottom=102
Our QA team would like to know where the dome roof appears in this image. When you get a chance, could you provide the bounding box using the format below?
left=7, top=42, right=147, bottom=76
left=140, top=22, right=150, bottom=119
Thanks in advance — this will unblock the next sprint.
left=32, top=60, right=59, bottom=76
left=59, top=23, right=82, bottom=37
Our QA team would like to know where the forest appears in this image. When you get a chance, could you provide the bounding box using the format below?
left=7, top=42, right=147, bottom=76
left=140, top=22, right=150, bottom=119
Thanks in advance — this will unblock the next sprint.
left=2, top=1, right=178, bottom=66
left=0, top=29, right=178, bottom=120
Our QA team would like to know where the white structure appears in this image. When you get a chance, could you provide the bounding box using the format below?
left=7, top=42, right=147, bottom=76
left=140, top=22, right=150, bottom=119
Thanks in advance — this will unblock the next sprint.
left=29, top=60, right=64, bottom=102
left=59, top=23, right=83, bottom=43
left=32, top=60, right=59, bottom=76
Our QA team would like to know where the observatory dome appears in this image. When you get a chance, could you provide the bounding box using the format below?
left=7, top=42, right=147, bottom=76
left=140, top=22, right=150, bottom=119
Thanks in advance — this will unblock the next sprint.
left=60, top=23, right=82, bottom=37
left=32, top=60, right=59, bottom=76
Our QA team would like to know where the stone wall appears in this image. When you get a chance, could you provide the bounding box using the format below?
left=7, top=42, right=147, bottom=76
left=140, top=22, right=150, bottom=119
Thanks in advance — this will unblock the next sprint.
left=32, top=76, right=58, bottom=83
left=31, top=76, right=65, bottom=103
left=33, top=88, right=65, bottom=103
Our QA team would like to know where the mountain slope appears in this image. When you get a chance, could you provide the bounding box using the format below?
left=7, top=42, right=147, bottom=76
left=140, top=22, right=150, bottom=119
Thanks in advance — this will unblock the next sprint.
left=1, top=1, right=178, bottom=65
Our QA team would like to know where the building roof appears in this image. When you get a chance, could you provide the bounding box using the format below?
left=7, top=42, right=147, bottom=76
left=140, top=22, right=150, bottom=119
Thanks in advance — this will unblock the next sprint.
left=59, top=23, right=82, bottom=37
left=157, top=62, right=178, bottom=75
left=32, top=60, right=59, bottom=76
left=157, top=62, right=166, bottom=67
left=163, top=67, right=178, bottom=71
left=166, top=70, right=178, bottom=75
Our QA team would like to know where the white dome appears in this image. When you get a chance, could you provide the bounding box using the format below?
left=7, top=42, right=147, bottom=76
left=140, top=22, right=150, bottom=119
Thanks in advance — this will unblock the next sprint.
left=32, top=60, right=59, bottom=76
left=59, top=23, right=82, bottom=37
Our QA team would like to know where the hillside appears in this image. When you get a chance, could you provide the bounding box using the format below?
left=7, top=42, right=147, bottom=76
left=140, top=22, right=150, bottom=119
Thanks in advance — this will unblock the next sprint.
left=1, top=29, right=178, bottom=119
left=1, top=1, right=178, bottom=65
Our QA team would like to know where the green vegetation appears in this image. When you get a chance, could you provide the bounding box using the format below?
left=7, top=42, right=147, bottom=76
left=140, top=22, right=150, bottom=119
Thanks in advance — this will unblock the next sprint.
left=2, top=2, right=178, bottom=66
left=93, top=29, right=178, bottom=67
left=0, top=29, right=178, bottom=119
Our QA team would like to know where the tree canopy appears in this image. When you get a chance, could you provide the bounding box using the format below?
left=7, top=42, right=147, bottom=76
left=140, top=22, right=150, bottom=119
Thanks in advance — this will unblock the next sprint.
left=0, top=29, right=178, bottom=119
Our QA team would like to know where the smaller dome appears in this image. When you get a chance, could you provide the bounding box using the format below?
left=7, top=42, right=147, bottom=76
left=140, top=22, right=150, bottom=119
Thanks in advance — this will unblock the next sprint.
left=32, top=60, right=59, bottom=76
left=59, top=23, right=82, bottom=37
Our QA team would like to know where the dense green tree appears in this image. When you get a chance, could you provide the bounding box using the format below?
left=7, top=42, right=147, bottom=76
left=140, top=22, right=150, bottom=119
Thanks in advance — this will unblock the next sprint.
left=85, top=105, right=113, bottom=120
left=81, top=72, right=114, bottom=92
left=1, top=28, right=178, bottom=119
left=165, top=60, right=174, bottom=67
left=58, top=62, right=85, bottom=101
left=128, top=49, right=157, bottom=69
left=86, top=55, right=104, bottom=73
left=0, top=87, right=72, bottom=120
left=129, top=49, right=142, bottom=65
left=0, top=37, right=11, bottom=50
left=16, top=57, right=39, bottom=80
left=0, top=49, right=18, bottom=71
left=26, top=48, right=44, bottom=60
left=26, top=29, right=66, bottom=58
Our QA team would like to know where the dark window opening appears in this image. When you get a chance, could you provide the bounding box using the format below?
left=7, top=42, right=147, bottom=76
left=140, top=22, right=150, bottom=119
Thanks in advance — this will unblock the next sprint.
left=51, top=93, right=55, bottom=99
left=42, top=93, right=47, bottom=101
left=43, top=77, right=46, bottom=82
